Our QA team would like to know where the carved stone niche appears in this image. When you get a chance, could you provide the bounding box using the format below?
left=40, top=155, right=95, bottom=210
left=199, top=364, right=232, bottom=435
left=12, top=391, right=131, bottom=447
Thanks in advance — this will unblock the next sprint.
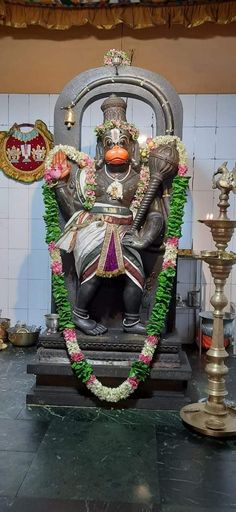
left=53, top=65, right=183, bottom=334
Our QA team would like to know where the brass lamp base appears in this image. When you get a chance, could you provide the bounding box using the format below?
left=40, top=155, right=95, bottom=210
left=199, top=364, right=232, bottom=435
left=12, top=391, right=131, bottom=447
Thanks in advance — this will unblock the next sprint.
left=180, top=403, right=236, bottom=438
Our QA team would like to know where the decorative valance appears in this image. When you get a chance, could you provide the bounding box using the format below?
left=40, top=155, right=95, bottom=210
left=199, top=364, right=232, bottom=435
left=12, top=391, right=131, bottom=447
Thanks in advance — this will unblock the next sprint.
left=0, top=1, right=236, bottom=29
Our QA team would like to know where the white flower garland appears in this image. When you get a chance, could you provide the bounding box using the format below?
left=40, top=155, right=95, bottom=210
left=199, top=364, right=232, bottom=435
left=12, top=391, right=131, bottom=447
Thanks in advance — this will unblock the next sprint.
left=44, top=136, right=189, bottom=403
left=44, top=144, right=89, bottom=168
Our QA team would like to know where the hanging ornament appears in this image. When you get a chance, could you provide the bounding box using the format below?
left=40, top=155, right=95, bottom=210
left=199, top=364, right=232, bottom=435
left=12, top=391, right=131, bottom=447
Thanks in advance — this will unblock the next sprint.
left=106, top=180, right=124, bottom=200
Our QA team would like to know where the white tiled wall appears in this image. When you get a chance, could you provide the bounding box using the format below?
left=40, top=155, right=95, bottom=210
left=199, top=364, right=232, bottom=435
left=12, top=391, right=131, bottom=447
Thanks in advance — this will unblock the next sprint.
left=182, top=94, right=236, bottom=312
left=0, top=94, right=57, bottom=326
left=0, top=93, right=236, bottom=328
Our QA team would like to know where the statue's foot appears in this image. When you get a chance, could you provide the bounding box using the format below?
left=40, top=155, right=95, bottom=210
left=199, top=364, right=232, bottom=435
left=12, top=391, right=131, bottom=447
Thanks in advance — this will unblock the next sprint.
left=123, top=322, right=146, bottom=335
left=123, top=314, right=146, bottom=335
left=73, top=308, right=107, bottom=336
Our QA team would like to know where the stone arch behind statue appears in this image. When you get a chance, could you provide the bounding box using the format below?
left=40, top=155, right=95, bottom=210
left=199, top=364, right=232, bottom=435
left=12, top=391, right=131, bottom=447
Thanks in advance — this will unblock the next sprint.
left=54, top=66, right=182, bottom=149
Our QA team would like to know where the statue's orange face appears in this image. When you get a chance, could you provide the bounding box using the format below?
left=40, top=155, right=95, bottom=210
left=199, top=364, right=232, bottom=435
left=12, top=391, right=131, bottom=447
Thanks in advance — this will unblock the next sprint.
left=103, top=129, right=130, bottom=166
left=105, top=145, right=129, bottom=165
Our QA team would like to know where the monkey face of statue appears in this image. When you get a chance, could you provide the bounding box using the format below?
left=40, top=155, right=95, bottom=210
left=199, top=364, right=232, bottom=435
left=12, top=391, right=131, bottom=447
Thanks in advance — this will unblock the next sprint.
left=103, top=128, right=131, bottom=166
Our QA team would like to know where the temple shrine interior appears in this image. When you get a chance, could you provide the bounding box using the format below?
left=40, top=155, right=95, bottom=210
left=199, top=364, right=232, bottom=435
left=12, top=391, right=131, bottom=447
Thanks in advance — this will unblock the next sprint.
left=1, top=4, right=236, bottom=511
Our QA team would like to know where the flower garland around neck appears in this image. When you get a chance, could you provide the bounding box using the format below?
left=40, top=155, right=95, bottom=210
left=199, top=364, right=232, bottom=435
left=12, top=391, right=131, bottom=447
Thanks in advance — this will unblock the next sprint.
left=43, top=136, right=189, bottom=403
left=44, top=143, right=150, bottom=213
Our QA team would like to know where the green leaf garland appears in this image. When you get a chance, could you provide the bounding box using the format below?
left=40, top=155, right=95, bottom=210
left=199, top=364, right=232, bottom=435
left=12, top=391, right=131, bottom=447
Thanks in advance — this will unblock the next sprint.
left=71, top=361, right=94, bottom=383
left=146, top=175, right=189, bottom=337
left=129, top=361, right=150, bottom=382
left=43, top=142, right=189, bottom=403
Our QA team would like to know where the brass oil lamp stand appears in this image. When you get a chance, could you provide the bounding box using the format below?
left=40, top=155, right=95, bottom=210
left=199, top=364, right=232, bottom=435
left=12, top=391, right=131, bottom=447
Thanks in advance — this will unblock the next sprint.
left=180, top=163, right=236, bottom=437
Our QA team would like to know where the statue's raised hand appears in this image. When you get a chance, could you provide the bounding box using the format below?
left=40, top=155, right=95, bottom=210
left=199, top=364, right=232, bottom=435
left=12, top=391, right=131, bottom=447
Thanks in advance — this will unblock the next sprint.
left=52, top=150, right=72, bottom=181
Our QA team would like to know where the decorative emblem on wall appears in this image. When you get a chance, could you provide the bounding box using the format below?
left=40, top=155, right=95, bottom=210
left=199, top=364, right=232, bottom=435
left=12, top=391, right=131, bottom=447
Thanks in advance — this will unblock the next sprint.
left=0, top=120, right=53, bottom=182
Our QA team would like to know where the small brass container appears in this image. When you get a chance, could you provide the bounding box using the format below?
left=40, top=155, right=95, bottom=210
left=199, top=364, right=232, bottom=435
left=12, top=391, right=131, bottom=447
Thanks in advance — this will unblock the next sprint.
left=45, top=314, right=59, bottom=334
left=7, top=327, right=40, bottom=347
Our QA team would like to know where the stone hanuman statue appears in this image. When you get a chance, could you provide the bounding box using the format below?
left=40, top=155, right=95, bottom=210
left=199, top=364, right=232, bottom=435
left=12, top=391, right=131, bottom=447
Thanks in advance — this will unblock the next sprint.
left=55, top=95, right=179, bottom=336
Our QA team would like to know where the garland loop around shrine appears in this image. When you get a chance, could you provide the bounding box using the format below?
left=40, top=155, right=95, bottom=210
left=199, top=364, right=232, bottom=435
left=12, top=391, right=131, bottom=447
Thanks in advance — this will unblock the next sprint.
left=43, top=135, right=189, bottom=403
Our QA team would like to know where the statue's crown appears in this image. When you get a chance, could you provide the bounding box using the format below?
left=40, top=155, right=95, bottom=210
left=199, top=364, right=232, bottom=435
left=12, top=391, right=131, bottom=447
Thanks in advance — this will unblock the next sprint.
left=101, top=94, right=127, bottom=123
left=95, top=94, right=139, bottom=140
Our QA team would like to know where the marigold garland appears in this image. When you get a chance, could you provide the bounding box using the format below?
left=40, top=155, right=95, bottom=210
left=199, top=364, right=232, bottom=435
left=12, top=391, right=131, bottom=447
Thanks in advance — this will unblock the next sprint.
left=43, top=136, right=189, bottom=403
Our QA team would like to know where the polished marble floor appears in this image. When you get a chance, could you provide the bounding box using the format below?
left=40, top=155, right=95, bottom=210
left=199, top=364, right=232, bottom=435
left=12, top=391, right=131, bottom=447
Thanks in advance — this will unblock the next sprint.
left=1, top=344, right=236, bottom=511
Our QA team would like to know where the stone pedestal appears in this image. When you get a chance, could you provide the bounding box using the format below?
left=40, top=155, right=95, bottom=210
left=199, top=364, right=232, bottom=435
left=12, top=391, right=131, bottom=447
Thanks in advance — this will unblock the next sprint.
left=27, top=330, right=192, bottom=410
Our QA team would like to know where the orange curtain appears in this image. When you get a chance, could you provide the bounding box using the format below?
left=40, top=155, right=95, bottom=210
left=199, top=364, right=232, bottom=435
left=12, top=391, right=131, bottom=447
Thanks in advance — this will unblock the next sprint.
left=0, top=1, right=236, bottom=29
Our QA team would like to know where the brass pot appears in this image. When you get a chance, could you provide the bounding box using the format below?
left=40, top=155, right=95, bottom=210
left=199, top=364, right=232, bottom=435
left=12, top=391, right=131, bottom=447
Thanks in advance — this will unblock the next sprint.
left=0, top=318, right=10, bottom=342
left=7, top=327, right=40, bottom=347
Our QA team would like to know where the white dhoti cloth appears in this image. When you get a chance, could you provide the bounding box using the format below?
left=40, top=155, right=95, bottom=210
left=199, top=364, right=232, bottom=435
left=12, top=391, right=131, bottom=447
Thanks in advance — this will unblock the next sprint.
left=56, top=204, right=144, bottom=290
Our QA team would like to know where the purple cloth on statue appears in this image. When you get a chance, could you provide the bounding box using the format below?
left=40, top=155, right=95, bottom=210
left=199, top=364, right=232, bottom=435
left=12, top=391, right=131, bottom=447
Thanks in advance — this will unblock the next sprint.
left=104, top=232, right=119, bottom=271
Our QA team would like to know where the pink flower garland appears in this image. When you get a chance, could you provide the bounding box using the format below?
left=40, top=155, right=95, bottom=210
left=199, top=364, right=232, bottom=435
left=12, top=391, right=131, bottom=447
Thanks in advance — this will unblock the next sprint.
left=47, top=171, right=182, bottom=402
left=83, top=168, right=97, bottom=209
left=178, top=164, right=188, bottom=176
left=64, top=328, right=77, bottom=342
left=48, top=241, right=63, bottom=275
left=162, top=236, right=179, bottom=270
left=131, top=165, right=150, bottom=211
left=127, top=377, right=139, bottom=389
left=47, top=209, right=182, bottom=402
left=48, top=241, right=57, bottom=252
left=45, top=137, right=188, bottom=403
left=51, top=260, right=63, bottom=274
left=44, top=164, right=63, bottom=184
left=62, top=330, right=160, bottom=398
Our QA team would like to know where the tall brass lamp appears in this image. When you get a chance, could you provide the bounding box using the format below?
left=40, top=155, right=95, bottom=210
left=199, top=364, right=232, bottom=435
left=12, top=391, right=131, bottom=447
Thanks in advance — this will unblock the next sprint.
left=180, top=162, right=236, bottom=437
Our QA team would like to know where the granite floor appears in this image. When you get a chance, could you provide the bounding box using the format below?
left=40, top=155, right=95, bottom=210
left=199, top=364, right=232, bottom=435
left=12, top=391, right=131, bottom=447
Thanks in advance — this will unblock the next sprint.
left=0, top=344, right=236, bottom=511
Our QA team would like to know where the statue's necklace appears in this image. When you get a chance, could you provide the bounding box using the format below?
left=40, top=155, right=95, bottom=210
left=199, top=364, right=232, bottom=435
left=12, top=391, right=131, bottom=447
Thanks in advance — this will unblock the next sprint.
left=105, top=165, right=131, bottom=200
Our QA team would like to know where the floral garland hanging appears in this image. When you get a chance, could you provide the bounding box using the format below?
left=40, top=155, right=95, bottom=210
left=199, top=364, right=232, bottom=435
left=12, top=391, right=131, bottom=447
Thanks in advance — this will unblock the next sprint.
left=130, top=164, right=150, bottom=214
left=43, top=136, right=189, bottom=403
left=103, top=49, right=131, bottom=67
